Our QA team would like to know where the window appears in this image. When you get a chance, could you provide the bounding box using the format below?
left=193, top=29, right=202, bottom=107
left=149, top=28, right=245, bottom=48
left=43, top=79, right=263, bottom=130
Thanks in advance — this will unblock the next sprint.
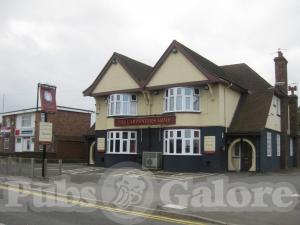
left=107, top=131, right=137, bottom=154
left=16, top=137, right=21, bottom=143
left=273, top=96, right=281, bottom=115
left=5, top=117, right=11, bottom=127
left=164, top=87, right=200, bottom=112
left=233, top=142, right=241, bottom=157
left=290, top=138, right=293, bottom=157
left=267, top=132, right=272, bottom=157
left=276, top=134, right=281, bottom=156
left=21, top=115, right=32, bottom=127
left=108, top=94, right=137, bottom=116
left=164, top=129, right=201, bottom=155
left=4, top=138, right=9, bottom=149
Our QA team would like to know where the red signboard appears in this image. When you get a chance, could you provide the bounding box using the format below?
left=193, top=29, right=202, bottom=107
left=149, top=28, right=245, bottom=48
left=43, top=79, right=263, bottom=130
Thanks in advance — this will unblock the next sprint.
left=114, top=116, right=176, bottom=127
left=40, top=84, right=57, bottom=113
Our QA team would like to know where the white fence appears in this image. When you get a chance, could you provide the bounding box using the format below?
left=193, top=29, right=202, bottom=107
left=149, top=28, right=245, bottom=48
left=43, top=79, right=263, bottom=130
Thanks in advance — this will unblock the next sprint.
left=0, top=156, right=62, bottom=178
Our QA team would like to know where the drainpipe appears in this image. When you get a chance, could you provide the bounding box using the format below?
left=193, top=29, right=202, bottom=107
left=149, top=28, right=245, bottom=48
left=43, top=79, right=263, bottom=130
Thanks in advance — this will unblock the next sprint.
left=142, top=91, right=152, bottom=115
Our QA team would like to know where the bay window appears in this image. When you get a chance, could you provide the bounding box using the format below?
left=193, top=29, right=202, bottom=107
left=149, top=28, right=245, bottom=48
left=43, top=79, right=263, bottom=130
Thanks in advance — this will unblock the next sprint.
left=108, top=94, right=137, bottom=116
left=107, top=131, right=137, bottom=154
left=164, top=129, right=201, bottom=155
left=164, top=87, right=200, bottom=112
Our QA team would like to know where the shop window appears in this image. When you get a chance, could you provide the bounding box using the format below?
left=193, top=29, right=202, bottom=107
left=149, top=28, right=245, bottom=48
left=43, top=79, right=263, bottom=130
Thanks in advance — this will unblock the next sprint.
left=21, top=114, right=32, bottom=127
left=4, top=138, right=9, bottom=149
left=107, top=131, right=137, bottom=154
left=108, top=94, right=137, bottom=116
left=164, top=129, right=201, bottom=155
left=164, top=87, right=200, bottom=113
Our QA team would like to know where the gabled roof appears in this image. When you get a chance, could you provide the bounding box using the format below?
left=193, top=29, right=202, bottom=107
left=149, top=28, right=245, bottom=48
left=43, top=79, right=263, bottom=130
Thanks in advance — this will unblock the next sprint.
left=228, top=89, right=274, bottom=133
left=221, top=63, right=274, bottom=133
left=83, top=52, right=152, bottom=96
left=220, top=63, right=272, bottom=91
left=144, top=40, right=222, bottom=87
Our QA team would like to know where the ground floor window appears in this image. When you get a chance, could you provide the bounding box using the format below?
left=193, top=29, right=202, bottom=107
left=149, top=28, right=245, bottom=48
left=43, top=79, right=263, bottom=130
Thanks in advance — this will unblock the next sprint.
left=163, top=129, right=201, bottom=155
left=107, top=131, right=137, bottom=154
left=290, top=138, right=293, bottom=157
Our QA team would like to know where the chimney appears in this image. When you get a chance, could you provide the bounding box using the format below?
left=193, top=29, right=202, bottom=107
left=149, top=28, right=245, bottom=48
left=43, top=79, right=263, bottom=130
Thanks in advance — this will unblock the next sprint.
left=274, top=51, right=288, bottom=94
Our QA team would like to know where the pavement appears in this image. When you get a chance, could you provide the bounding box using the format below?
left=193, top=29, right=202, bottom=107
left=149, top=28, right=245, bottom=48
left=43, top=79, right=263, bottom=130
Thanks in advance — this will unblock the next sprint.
left=0, top=164, right=300, bottom=225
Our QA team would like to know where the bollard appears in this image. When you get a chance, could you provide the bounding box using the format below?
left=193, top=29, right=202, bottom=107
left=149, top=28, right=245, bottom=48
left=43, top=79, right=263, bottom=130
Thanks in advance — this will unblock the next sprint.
left=30, top=158, right=35, bottom=178
left=58, top=159, right=62, bottom=175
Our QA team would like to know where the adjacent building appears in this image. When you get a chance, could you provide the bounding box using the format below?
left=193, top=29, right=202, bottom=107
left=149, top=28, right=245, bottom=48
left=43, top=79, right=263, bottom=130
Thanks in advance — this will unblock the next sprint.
left=84, top=40, right=299, bottom=172
left=0, top=106, right=93, bottom=161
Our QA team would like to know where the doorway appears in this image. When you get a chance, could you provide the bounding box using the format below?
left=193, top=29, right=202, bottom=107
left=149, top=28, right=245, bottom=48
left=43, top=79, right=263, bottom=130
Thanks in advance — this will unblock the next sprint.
left=228, top=138, right=256, bottom=172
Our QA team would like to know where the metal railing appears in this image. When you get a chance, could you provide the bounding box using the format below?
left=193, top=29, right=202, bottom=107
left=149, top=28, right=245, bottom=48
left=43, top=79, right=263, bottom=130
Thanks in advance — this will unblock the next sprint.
left=0, top=156, right=62, bottom=178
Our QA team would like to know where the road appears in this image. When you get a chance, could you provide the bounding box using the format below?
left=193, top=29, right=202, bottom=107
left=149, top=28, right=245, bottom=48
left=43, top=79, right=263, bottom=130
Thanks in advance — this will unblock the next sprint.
left=0, top=182, right=211, bottom=225
left=0, top=164, right=300, bottom=225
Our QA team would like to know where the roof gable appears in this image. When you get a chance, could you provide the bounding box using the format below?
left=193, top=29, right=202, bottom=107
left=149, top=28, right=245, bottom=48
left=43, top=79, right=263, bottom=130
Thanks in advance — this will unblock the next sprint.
left=144, top=40, right=221, bottom=88
left=83, top=53, right=152, bottom=96
left=228, top=89, right=274, bottom=133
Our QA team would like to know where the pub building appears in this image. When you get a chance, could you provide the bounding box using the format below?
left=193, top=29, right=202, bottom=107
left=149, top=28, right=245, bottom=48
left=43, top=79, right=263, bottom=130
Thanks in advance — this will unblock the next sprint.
left=83, top=40, right=299, bottom=172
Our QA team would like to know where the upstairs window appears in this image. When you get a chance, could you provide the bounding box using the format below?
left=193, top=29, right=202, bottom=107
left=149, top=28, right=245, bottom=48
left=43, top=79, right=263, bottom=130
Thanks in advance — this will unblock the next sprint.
left=21, top=115, right=32, bottom=127
left=164, top=87, right=200, bottom=113
left=108, top=94, right=137, bottom=116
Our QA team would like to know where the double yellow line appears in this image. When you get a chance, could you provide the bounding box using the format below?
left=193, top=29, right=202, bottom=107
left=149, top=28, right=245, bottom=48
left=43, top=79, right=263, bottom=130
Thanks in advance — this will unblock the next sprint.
left=0, top=184, right=207, bottom=225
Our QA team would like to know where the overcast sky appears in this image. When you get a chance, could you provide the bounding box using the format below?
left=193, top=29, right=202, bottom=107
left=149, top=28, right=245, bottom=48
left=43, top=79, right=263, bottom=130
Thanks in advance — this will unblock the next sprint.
left=0, top=0, right=299, bottom=113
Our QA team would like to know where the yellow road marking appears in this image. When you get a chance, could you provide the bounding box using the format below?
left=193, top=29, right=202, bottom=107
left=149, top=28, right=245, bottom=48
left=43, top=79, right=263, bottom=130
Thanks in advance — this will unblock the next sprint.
left=0, top=184, right=207, bottom=225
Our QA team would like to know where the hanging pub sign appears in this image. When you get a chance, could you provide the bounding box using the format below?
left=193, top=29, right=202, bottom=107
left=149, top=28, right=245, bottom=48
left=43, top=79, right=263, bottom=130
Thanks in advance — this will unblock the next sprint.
left=114, top=115, right=176, bottom=127
left=40, top=84, right=57, bottom=113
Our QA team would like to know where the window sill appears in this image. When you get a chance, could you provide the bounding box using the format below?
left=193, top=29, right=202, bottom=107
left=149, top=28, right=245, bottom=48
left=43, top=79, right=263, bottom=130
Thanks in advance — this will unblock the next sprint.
left=163, top=154, right=202, bottom=156
left=163, top=111, right=201, bottom=114
left=107, top=115, right=137, bottom=118
left=106, top=152, right=137, bottom=155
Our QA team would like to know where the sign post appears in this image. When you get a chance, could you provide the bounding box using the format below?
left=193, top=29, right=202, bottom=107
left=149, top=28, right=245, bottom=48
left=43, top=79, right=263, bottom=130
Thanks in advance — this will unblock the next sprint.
left=36, top=83, right=57, bottom=178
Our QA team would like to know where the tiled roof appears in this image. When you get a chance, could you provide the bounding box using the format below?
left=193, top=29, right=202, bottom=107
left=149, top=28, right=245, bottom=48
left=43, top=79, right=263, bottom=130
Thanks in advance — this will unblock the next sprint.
left=83, top=53, right=152, bottom=96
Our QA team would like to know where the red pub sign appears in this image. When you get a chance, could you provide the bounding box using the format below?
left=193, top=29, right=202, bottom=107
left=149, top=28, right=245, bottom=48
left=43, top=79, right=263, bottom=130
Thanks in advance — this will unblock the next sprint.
left=114, top=115, right=176, bottom=127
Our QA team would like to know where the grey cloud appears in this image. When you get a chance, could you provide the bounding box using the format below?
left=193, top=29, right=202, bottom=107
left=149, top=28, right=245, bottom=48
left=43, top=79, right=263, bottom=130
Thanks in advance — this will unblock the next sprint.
left=0, top=0, right=299, bottom=113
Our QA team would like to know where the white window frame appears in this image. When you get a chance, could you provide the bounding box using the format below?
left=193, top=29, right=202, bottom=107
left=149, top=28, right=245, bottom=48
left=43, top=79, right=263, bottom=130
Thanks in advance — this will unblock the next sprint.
left=267, top=132, right=272, bottom=157
left=290, top=138, right=293, bottom=157
left=164, top=87, right=200, bottom=113
left=4, top=138, right=9, bottom=149
left=163, top=129, right=201, bottom=155
left=276, top=97, right=281, bottom=115
left=21, top=114, right=32, bottom=127
left=107, top=131, right=137, bottom=154
left=276, top=134, right=281, bottom=156
left=108, top=93, right=137, bottom=116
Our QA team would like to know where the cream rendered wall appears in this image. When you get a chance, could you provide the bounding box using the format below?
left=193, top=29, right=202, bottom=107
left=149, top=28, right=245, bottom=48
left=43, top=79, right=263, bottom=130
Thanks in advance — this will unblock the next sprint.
left=265, top=96, right=281, bottom=132
left=95, top=84, right=241, bottom=130
left=92, top=63, right=139, bottom=95
left=147, top=51, right=208, bottom=87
